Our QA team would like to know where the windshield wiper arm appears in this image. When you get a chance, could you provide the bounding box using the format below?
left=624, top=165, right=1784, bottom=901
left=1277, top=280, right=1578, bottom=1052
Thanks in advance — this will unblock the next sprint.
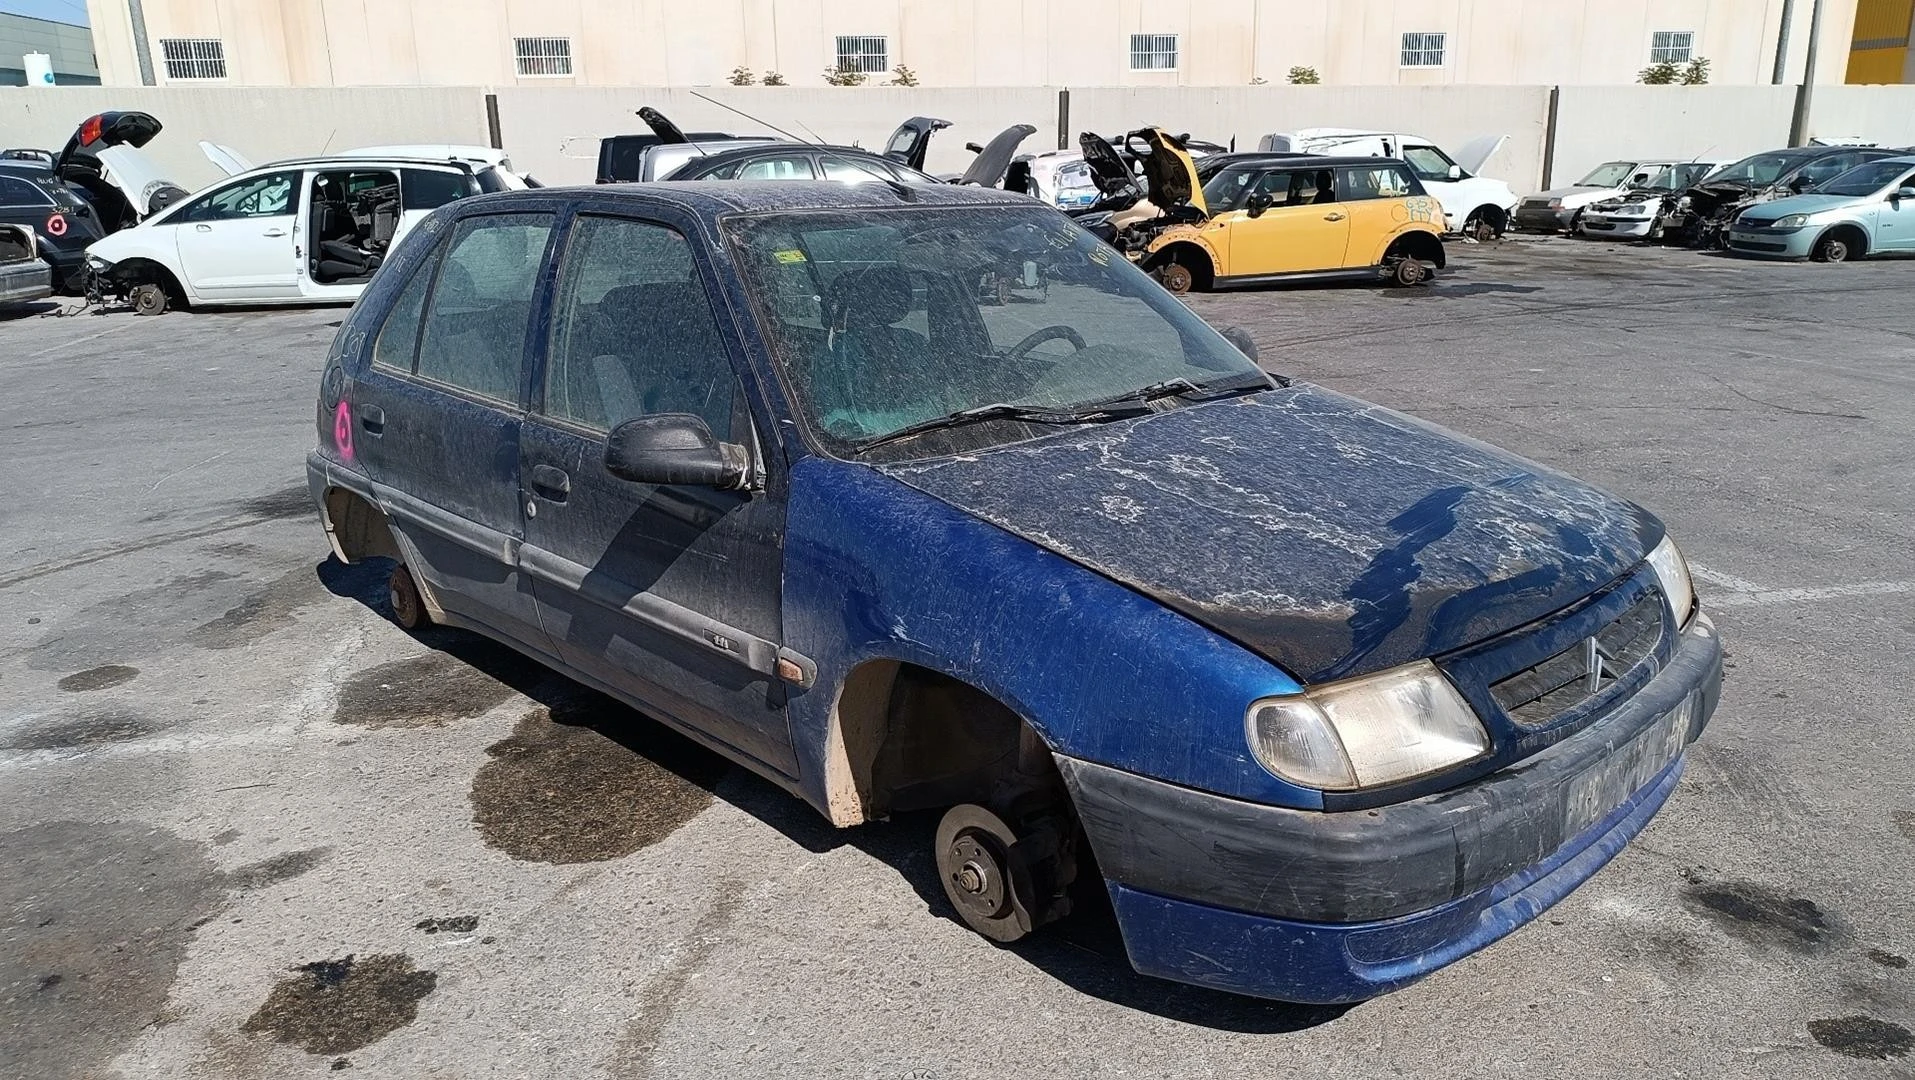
left=856, top=401, right=1147, bottom=453
left=1072, top=373, right=1271, bottom=412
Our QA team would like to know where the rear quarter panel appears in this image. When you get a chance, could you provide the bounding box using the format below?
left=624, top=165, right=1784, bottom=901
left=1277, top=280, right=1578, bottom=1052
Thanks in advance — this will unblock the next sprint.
left=1353, top=196, right=1444, bottom=265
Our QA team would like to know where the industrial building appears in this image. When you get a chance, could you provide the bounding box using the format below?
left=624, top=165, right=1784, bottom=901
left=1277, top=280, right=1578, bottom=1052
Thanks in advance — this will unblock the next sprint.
left=74, top=0, right=1889, bottom=89
left=2, top=11, right=100, bottom=86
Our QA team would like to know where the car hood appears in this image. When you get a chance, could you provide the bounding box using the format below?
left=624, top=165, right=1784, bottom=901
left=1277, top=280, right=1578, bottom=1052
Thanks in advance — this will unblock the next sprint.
left=1741, top=193, right=1859, bottom=217
left=880, top=385, right=1658, bottom=685
left=1535, top=184, right=1609, bottom=199
left=957, top=124, right=1038, bottom=187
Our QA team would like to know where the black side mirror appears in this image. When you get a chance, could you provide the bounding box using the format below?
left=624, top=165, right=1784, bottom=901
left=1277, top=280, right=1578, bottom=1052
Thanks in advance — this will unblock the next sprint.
left=1246, top=191, right=1273, bottom=218
left=604, top=414, right=747, bottom=489
left=1788, top=176, right=1810, bottom=193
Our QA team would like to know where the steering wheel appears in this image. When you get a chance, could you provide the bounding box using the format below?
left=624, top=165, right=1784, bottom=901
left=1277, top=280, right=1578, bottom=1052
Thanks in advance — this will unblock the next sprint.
left=1005, top=325, right=1088, bottom=362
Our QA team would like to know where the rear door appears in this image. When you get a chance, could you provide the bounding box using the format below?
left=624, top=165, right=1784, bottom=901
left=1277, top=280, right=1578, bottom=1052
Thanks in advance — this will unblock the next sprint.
left=347, top=209, right=557, bottom=651
left=519, top=208, right=795, bottom=775
left=1224, top=167, right=1352, bottom=276
left=172, top=170, right=302, bottom=299
left=1337, top=163, right=1424, bottom=264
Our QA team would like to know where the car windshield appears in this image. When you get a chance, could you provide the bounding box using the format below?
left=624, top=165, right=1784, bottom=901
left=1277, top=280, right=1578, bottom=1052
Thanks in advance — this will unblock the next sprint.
left=1813, top=160, right=1915, bottom=197
left=1708, top=152, right=1814, bottom=186
left=1646, top=163, right=1717, bottom=190
left=728, top=205, right=1266, bottom=457
left=1576, top=161, right=1640, bottom=187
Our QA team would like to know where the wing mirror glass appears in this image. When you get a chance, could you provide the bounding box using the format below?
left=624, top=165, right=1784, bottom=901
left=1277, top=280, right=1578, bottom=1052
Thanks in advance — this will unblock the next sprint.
left=604, top=413, right=748, bottom=489
left=1245, top=191, right=1274, bottom=217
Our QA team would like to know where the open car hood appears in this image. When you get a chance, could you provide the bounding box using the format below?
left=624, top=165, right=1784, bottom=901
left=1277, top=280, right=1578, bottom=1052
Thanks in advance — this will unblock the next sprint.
left=1077, top=132, right=1139, bottom=199
left=200, top=141, right=255, bottom=178
left=1133, top=128, right=1205, bottom=213
left=883, top=385, right=1658, bottom=685
left=638, top=106, right=691, bottom=145
left=1453, top=135, right=1509, bottom=176
left=957, top=124, right=1038, bottom=187
left=884, top=116, right=951, bottom=172
left=96, top=145, right=188, bottom=220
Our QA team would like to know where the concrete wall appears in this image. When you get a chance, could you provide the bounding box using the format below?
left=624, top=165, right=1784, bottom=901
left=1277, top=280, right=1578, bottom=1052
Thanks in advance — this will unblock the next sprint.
left=1071, top=85, right=1551, bottom=192
left=84, top=0, right=1852, bottom=89
left=1548, top=85, right=1799, bottom=187
left=491, top=86, right=1060, bottom=184
left=1808, top=83, right=1915, bottom=144
left=0, top=86, right=489, bottom=192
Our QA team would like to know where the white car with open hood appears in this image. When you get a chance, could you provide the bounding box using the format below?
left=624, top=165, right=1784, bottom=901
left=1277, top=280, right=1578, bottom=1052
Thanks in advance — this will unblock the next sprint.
left=1256, top=129, right=1519, bottom=239
left=85, top=142, right=529, bottom=313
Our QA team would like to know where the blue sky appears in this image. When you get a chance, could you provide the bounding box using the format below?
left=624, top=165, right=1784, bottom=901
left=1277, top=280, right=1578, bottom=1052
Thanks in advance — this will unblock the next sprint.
left=0, top=0, right=90, bottom=26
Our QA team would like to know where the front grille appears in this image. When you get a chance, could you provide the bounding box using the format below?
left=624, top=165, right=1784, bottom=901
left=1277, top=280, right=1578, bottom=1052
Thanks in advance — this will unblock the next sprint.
left=1491, top=592, right=1664, bottom=727
left=1731, top=239, right=1789, bottom=253
left=1739, top=218, right=1777, bottom=229
left=1521, top=197, right=1553, bottom=209
left=1584, top=221, right=1617, bottom=230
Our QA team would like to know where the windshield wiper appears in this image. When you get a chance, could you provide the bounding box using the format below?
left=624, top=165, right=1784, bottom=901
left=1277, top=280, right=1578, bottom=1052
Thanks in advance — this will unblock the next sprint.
left=856, top=400, right=1148, bottom=453
left=1071, top=373, right=1271, bottom=412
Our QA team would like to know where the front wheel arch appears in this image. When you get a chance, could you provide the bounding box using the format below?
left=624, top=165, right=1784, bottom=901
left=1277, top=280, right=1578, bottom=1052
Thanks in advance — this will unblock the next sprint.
left=1142, top=241, right=1216, bottom=292
left=104, top=258, right=189, bottom=308
left=1811, top=223, right=1868, bottom=262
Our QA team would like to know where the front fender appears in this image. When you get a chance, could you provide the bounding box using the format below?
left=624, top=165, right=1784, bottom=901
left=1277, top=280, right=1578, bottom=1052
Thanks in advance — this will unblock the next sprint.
left=780, top=457, right=1325, bottom=817
left=1143, top=224, right=1221, bottom=266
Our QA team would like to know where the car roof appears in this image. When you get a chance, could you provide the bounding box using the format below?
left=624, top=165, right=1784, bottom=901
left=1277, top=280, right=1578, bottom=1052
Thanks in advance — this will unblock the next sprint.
left=259, top=155, right=478, bottom=172
left=486, top=180, right=1038, bottom=216
left=670, top=143, right=895, bottom=170
left=1204, top=154, right=1419, bottom=170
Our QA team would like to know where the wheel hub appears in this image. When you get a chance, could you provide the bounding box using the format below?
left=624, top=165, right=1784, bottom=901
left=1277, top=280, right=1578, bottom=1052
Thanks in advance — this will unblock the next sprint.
left=945, top=832, right=1010, bottom=922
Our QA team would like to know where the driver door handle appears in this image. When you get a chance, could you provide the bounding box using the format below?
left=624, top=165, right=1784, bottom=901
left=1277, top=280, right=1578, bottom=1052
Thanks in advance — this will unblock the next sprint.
left=530, top=465, right=571, bottom=502
left=195, top=224, right=213, bottom=232
left=263, top=228, right=287, bottom=237
left=1323, top=212, right=1346, bottom=221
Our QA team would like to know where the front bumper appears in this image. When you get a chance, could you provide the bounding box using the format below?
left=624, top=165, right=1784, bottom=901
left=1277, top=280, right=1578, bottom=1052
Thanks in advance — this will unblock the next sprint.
left=1513, top=206, right=1573, bottom=232
left=1059, top=612, right=1722, bottom=1003
left=1727, top=228, right=1814, bottom=259
left=1580, top=214, right=1654, bottom=238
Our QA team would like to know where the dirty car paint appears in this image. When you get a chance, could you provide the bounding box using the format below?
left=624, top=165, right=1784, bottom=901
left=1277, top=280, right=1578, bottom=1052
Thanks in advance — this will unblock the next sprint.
left=884, top=384, right=1660, bottom=685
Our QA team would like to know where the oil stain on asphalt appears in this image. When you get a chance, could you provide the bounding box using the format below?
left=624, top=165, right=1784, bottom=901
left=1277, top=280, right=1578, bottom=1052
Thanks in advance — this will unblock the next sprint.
left=1682, top=879, right=1833, bottom=953
left=0, top=821, right=225, bottom=1080
left=239, top=484, right=318, bottom=521
left=332, top=649, right=521, bottom=729
left=239, top=954, right=438, bottom=1055
left=185, top=566, right=328, bottom=650
left=228, top=847, right=332, bottom=891
left=1807, top=1016, right=1913, bottom=1060
left=56, top=664, right=139, bottom=692
left=470, top=697, right=728, bottom=864
left=0, top=706, right=165, bottom=751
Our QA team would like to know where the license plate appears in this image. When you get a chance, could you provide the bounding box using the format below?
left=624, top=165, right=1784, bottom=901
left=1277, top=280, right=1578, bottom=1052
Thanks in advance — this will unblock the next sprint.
left=1562, top=697, right=1692, bottom=839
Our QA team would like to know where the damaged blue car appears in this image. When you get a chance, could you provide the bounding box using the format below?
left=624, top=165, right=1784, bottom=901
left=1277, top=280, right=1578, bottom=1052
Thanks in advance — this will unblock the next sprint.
left=308, top=181, right=1721, bottom=1004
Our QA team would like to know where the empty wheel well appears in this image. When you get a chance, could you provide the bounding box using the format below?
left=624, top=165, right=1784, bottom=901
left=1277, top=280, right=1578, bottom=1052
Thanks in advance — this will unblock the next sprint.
left=1143, top=242, right=1215, bottom=288
left=824, top=661, right=1059, bottom=826
left=1819, top=223, right=1868, bottom=256
left=322, top=487, right=402, bottom=564
left=1388, top=231, right=1447, bottom=268
left=108, top=258, right=186, bottom=302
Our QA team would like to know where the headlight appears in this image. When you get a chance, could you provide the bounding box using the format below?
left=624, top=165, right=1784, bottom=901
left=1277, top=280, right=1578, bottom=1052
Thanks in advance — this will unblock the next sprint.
left=1773, top=214, right=1810, bottom=228
left=1618, top=204, right=1645, bottom=215
left=1547, top=199, right=1563, bottom=209
left=86, top=255, right=112, bottom=271
left=1645, top=535, right=1695, bottom=628
left=1247, top=661, right=1490, bottom=790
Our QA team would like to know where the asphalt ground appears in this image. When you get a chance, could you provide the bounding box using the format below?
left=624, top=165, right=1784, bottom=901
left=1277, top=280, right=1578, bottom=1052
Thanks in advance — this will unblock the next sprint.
left=2, top=234, right=1912, bottom=1079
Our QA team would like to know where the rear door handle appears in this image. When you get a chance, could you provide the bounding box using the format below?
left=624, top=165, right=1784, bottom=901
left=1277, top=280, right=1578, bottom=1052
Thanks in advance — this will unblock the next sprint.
left=356, top=404, right=384, bottom=434
left=530, top=464, right=571, bottom=502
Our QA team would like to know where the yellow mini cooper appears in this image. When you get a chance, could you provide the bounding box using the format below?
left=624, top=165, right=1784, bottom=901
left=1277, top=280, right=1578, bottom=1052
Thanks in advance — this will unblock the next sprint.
left=1142, top=155, right=1447, bottom=292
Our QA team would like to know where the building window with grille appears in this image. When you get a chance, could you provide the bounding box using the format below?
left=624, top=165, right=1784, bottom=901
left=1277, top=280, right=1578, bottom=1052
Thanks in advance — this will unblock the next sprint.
left=835, top=35, right=889, bottom=73
left=1649, top=31, right=1696, bottom=63
left=1129, top=33, right=1179, bottom=71
left=1400, top=32, right=1447, bottom=67
left=159, top=38, right=226, bottom=80
left=515, top=37, right=573, bottom=77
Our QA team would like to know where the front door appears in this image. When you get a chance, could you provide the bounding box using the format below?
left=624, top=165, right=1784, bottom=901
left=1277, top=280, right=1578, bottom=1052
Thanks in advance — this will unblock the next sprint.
left=520, top=211, right=794, bottom=775
left=1875, top=166, right=1915, bottom=251
left=1226, top=167, right=1352, bottom=276
left=348, top=210, right=557, bottom=651
left=172, top=169, right=302, bottom=299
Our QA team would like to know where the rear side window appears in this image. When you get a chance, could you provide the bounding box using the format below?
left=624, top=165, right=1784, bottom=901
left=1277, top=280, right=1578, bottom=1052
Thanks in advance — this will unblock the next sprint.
left=414, top=213, right=555, bottom=403
left=543, top=215, right=735, bottom=437
left=1337, top=165, right=1419, bottom=201
left=738, top=156, right=816, bottom=181
left=0, top=174, right=53, bottom=207
left=371, top=240, right=442, bottom=372
left=400, top=169, right=473, bottom=210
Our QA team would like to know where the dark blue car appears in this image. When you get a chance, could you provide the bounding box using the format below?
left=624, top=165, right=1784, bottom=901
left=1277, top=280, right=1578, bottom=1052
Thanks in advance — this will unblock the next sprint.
left=307, top=181, right=1721, bottom=1004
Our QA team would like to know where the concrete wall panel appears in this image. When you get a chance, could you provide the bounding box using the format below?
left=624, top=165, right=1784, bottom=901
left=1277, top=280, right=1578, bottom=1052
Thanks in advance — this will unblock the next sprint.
left=1549, top=85, right=1799, bottom=191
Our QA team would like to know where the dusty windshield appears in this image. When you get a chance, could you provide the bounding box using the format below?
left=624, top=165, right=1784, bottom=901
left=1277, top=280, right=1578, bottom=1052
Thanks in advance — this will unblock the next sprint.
left=1815, top=160, right=1914, bottom=197
left=1647, top=163, right=1717, bottom=190
left=1708, top=152, right=1811, bottom=187
left=728, top=205, right=1266, bottom=457
left=1576, top=161, right=1640, bottom=187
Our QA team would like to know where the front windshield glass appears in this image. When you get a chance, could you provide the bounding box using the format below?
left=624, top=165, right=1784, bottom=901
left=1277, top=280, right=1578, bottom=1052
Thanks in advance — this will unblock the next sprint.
left=1576, top=161, right=1640, bottom=187
left=1814, top=160, right=1914, bottom=197
left=728, top=206, right=1266, bottom=457
left=1708, top=152, right=1812, bottom=186
left=1646, top=162, right=1718, bottom=190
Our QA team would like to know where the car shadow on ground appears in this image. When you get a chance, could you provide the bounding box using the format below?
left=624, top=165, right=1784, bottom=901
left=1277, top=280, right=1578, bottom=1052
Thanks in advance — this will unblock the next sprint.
left=319, top=557, right=1354, bottom=1034
left=0, top=299, right=66, bottom=321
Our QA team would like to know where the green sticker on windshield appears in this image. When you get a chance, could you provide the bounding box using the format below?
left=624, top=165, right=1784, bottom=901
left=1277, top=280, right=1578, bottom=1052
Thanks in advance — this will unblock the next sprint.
left=773, top=249, right=807, bottom=264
